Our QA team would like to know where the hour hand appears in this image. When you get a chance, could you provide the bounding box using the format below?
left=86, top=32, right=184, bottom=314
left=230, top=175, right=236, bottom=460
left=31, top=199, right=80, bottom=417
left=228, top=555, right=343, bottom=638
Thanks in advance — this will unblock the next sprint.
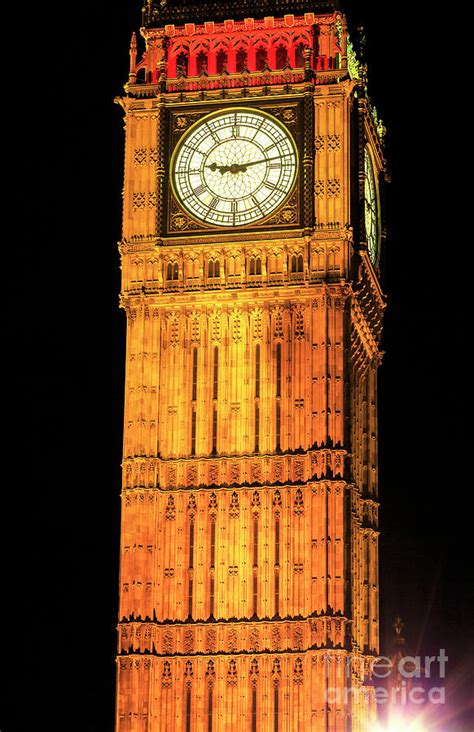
left=205, top=162, right=240, bottom=175
left=206, top=162, right=221, bottom=172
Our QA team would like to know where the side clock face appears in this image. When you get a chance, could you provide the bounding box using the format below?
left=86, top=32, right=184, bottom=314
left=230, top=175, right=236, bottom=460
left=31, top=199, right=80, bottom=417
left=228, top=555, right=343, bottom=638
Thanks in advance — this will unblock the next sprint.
left=364, top=147, right=380, bottom=265
left=171, top=108, right=298, bottom=228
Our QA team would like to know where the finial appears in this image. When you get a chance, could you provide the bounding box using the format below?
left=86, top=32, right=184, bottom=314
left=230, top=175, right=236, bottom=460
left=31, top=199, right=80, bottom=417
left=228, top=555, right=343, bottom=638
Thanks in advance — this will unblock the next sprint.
left=130, top=32, right=137, bottom=53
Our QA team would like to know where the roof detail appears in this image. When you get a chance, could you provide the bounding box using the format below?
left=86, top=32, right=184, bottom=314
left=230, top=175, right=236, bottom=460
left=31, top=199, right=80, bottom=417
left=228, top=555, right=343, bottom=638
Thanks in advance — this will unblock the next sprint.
left=143, top=0, right=338, bottom=27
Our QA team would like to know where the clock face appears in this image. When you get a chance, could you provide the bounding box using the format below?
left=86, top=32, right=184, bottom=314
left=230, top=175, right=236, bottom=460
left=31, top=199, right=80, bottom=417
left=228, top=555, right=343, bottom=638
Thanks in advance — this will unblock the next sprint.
left=171, top=108, right=298, bottom=228
left=364, top=147, right=380, bottom=265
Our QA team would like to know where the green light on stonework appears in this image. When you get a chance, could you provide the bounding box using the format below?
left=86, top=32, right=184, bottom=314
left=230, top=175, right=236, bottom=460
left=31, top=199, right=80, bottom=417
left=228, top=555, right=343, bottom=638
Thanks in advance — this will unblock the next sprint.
left=371, top=105, right=386, bottom=141
left=335, top=17, right=343, bottom=49
left=346, top=35, right=360, bottom=80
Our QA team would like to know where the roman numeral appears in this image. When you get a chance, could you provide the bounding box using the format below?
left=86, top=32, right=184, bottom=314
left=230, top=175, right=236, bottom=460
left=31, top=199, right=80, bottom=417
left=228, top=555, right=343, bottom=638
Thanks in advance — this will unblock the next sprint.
left=206, top=125, right=219, bottom=142
left=193, top=184, right=206, bottom=196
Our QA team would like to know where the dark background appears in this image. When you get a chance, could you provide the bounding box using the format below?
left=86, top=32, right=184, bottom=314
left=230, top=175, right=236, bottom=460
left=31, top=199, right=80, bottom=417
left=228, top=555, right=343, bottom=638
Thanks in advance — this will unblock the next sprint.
left=3, top=1, right=472, bottom=730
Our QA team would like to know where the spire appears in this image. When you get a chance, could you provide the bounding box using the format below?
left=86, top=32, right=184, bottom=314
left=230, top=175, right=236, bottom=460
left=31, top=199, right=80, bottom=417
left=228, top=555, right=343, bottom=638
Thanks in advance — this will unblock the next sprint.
left=129, top=32, right=137, bottom=82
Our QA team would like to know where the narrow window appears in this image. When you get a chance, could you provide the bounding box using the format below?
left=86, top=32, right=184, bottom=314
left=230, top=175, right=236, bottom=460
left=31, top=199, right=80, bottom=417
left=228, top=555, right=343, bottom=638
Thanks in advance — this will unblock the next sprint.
left=192, top=348, right=198, bottom=401
left=191, top=411, right=197, bottom=456
left=249, top=257, right=255, bottom=276
left=291, top=255, right=297, bottom=273
left=186, top=686, right=192, bottom=732
left=273, top=686, right=279, bottom=732
left=275, top=517, right=280, bottom=616
left=214, top=260, right=220, bottom=277
left=297, top=255, right=303, bottom=272
left=208, top=260, right=214, bottom=278
left=251, top=685, right=257, bottom=732
left=255, top=344, right=260, bottom=398
left=276, top=402, right=281, bottom=452
left=210, top=518, right=216, bottom=617
left=208, top=687, right=213, bottom=732
left=276, top=343, right=281, bottom=397
left=255, top=344, right=260, bottom=454
left=256, top=257, right=262, bottom=275
left=254, top=404, right=260, bottom=454
left=173, top=262, right=179, bottom=279
left=253, top=516, right=258, bottom=616
left=212, top=407, right=218, bottom=454
left=188, top=519, right=195, bottom=618
left=213, top=347, right=219, bottom=400
left=167, top=263, right=173, bottom=280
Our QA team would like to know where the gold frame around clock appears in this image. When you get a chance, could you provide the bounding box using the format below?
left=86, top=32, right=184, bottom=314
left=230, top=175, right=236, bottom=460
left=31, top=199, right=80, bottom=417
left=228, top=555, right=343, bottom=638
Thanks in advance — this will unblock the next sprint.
left=364, top=144, right=381, bottom=267
left=164, top=101, right=305, bottom=236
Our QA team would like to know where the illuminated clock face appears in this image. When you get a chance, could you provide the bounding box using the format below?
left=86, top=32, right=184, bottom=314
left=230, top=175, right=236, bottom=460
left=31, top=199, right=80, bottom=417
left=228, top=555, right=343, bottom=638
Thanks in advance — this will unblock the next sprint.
left=171, top=108, right=298, bottom=227
left=364, top=147, right=380, bottom=265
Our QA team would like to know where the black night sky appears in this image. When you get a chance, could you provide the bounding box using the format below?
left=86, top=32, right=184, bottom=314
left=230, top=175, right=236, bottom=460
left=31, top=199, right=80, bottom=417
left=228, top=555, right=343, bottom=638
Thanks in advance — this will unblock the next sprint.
left=3, top=2, right=472, bottom=730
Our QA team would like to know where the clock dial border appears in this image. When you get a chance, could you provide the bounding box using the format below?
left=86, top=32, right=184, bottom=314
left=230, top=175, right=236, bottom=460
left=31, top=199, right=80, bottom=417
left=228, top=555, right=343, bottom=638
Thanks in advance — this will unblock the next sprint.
left=170, top=107, right=298, bottom=229
left=163, top=101, right=305, bottom=237
left=364, top=145, right=381, bottom=267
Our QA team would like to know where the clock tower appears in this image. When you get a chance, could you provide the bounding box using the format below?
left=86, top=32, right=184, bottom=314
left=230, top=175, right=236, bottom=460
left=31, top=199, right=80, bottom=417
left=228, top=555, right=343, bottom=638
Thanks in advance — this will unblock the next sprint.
left=115, top=0, right=386, bottom=729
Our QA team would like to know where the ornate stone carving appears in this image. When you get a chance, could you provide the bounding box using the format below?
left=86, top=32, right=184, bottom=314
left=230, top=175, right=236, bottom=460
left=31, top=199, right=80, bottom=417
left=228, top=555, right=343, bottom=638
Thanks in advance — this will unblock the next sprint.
left=184, top=660, right=193, bottom=688
left=327, top=179, right=341, bottom=197
left=134, top=148, right=147, bottom=165
left=132, top=192, right=146, bottom=210
left=184, top=628, right=195, bottom=653
left=249, top=658, right=259, bottom=687
left=293, top=657, right=304, bottom=684
left=165, top=495, right=176, bottom=520
left=229, top=491, right=240, bottom=518
left=227, top=658, right=238, bottom=686
left=271, top=657, right=282, bottom=685
left=227, top=627, right=238, bottom=653
left=205, top=628, right=217, bottom=653
left=293, top=624, right=304, bottom=650
left=229, top=462, right=240, bottom=483
left=162, top=660, right=172, bottom=687
left=162, top=630, right=173, bottom=654
left=271, top=625, right=281, bottom=651
left=249, top=626, right=260, bottom=651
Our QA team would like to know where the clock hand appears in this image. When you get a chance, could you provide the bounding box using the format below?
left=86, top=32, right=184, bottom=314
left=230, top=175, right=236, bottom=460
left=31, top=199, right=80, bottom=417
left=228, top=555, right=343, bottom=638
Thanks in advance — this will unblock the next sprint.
left=205, top=162, right=242, bottom=174
left=205, top=155, right=286, bottom=175
left=240, top=155, right=285, bottom=170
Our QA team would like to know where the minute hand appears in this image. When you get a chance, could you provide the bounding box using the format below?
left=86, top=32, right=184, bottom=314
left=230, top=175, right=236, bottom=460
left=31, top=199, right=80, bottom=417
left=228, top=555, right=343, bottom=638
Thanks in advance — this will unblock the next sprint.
left=241, top=155, right=286, bottom=171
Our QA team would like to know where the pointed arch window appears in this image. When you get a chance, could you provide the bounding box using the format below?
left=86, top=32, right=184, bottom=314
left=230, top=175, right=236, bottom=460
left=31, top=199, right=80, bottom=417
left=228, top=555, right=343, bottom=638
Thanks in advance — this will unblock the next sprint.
left=167, top=262, right=179, bottom=280
left=256, top=47, right=268, bottom=71
left=236, top=49, right=248, bottom=72
left=290, top=254, right=304, bottom=273
left=276, top=46, right=288, bottom=70
left=176, top=52, right=188, bottom=77
left=216, top=50, right=227, bottom=74
left=208, top=259, right=220, bottom=279
left=249, top=257, right=262, bottom=276
left=295, top=43, right=305, bottom=68
left=196, top=50, right=208, bottom=74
